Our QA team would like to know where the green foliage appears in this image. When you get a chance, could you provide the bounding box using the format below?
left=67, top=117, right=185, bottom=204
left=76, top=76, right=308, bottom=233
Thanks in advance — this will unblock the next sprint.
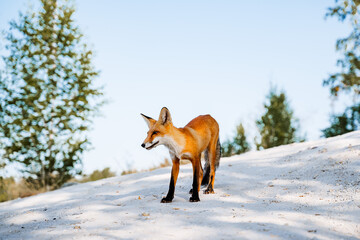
left=221, top=139, right=235, bottom=158
left=256, top=87, right=303, bottom=150
left=80, top=168, right=116, bottom=183
left=221, top=123, right=250, bottom=157
left=324, top=0, right=360, bottom=97
left=322, top=103, right=360, bottom=137
left=0, top=0, right=103, bottom=190
left=323, top=1, right=360, bottom=137
left=0, top=159, right=5, bottom=171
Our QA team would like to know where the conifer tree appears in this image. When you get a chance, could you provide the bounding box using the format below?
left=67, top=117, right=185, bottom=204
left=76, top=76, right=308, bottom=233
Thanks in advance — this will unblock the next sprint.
left=221, top=122, right=250, bottom=157
left=256, top=87, right=303, bottom=150
left=324, top=0, right=360, bottom=97
left=322, top=104, right=360, bottom=137
left=0, top=0, right=103, bottom=190
left=322, top=0, right=360, bottom=137
left=221, top=139, right=235, bottom=158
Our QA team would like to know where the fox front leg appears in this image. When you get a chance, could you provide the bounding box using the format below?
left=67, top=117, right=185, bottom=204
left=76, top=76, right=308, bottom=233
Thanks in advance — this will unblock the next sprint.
left=161, top=158, right=180, bottom=203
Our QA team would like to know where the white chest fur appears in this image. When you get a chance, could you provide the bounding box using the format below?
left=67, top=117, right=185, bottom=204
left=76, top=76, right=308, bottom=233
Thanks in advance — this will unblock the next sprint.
left=162, top=135, right=183, bottom=159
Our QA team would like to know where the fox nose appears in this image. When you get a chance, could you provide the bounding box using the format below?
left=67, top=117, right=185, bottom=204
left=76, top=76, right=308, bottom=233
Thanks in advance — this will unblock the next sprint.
left=141, top=143, right=145, bottom=148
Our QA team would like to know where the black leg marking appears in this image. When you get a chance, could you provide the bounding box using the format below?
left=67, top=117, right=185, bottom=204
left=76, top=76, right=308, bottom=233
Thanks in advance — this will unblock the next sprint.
left=161, top=174, right=175, bottom=203
left=189, top=167, right=200, bottom=202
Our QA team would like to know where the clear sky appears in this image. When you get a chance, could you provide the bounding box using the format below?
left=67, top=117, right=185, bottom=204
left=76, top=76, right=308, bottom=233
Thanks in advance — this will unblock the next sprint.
left=0, top=0, right=353, bottom=174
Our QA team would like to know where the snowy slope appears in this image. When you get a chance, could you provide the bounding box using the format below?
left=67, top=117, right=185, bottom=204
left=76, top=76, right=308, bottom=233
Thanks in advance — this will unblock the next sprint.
left=0, top=131, right=359, bottom=240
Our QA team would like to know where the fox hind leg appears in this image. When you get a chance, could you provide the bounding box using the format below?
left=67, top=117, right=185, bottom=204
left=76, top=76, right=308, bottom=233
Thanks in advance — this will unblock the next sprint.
left=203, top=152, right=215, bottom=194
left=204, top=137, right=220, bottom=194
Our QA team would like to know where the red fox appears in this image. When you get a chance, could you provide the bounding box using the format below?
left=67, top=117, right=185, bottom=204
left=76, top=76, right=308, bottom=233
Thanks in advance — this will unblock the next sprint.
left=141, top=107, right=221, bottom=202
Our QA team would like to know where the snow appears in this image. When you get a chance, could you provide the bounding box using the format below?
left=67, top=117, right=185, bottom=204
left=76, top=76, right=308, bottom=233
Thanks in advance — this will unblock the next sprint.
left=0, top=131, right=359, bottom=240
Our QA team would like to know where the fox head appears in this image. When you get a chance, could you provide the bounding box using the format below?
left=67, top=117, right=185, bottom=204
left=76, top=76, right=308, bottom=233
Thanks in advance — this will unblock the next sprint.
left=141, top=107, right=173, bottom=150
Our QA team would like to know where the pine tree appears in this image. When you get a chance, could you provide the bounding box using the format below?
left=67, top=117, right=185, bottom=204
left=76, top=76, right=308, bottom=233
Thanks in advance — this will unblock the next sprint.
left=323, top=1, right=360, bottom=97
left=0, top=0, right=103, bottom=190
left=256, top=87, right=303, bottom=150
left=322, top=1, right=360, bottom=137
left=221, top=122, right=250, bottom=157
left=322, top=104, right=360, bottom=137
left=221, top=139, right=235, bottom=158
left=233, top=123, right=250, bottom=154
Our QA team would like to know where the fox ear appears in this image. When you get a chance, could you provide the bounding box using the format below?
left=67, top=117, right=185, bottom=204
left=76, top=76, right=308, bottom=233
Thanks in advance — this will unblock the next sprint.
left=159, top=107, right=172, bottom=125
left=141, top=113, right=156, bottom=129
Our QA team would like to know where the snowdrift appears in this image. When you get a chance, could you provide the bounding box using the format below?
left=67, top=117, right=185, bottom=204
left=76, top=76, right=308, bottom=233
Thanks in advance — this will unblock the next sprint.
left=0, top=131, right=359, bottom=240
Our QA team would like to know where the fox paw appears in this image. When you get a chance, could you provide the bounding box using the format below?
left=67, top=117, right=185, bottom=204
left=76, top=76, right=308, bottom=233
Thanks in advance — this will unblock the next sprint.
left=160, top=197, right=173, bottom=203
left=189, top=189, right=193, bottom=194
left=189, top=196, right=200, bottom=202
left=203, top=188, right=215, bottom=194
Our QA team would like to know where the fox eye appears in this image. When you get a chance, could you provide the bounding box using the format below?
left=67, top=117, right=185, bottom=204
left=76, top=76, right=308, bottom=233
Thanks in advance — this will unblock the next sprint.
left=152, top=131, right=159, bottom=136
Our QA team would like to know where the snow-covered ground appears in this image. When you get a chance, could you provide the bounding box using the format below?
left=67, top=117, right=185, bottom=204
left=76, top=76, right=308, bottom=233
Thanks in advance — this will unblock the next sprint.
left=0, top=131, right=359, bottom=240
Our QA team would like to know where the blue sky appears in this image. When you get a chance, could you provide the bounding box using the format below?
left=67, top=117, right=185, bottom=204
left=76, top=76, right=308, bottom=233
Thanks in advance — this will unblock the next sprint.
left=0, top=0, right=353, bottom=174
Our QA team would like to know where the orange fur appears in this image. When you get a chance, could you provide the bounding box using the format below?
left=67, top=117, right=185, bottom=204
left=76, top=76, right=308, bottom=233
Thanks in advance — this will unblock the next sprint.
left=141, top=107, right=220, bottom=202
